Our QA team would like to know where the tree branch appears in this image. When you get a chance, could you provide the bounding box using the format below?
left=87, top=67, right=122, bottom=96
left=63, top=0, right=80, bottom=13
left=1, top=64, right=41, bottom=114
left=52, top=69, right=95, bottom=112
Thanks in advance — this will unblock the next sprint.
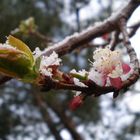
left=41, top=0, right=140, bottom=57
left=0, top=0, right=140, bottom=86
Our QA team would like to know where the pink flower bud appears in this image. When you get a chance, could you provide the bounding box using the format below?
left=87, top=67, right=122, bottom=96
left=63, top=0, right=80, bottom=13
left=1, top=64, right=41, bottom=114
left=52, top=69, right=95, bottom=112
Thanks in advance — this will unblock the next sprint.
left=109, top=77, right=122, bottom=89
left=69, top=96, right=83, bottom=110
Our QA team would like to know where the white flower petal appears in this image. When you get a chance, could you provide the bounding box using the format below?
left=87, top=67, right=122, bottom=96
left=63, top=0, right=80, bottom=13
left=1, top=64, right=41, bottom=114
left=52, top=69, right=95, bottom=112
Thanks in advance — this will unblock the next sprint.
left=88, top=68, right=104, bottom=86
left=33, top=47, right=42, bottom=59
left=73, top=78, right=88, bottom=87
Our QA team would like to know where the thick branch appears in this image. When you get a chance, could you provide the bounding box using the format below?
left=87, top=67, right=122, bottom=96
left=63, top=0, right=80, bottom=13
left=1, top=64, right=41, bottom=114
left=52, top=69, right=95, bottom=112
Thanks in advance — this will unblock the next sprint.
left=42, top=0, right=140, bottom=57
left=0, top=0, right=140, bottom=86
left=110, top=31, right=119, bottom=51
left=128, top=20, right=140, bottom=38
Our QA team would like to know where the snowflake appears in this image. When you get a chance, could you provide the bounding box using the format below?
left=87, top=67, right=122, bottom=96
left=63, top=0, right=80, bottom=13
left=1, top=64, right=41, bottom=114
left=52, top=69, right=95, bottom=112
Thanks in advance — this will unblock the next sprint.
left=39, top=51, right=61, bottom=77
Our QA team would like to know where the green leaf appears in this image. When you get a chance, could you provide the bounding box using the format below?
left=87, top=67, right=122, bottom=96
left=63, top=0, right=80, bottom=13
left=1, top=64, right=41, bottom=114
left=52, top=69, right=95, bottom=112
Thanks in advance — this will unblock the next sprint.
left=0, top=47, right=38, bottom=82
left=0, top=48, right=30, bottom=76
left=7, top=35, right=34, bottom=64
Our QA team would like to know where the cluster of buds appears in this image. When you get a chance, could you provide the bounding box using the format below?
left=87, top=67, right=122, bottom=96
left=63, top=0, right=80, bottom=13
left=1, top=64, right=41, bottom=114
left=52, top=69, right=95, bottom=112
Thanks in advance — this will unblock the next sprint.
left=32, top=46, right=133, bottom=110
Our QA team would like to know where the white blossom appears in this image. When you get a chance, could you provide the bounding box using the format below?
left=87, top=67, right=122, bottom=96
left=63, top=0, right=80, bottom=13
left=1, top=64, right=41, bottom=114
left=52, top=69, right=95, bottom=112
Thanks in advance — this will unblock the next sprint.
left=88, top=68, right=104, bottom=86
left=39, top=51, right=61, bottom=77
left=92, top=48, right=122, bottom=77
left=88, top=48, right=132, bottom=88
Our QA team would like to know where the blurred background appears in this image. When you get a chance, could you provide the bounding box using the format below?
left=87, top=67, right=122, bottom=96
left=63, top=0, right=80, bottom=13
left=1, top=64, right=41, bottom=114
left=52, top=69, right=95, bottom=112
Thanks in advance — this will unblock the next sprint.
left=0, top=0, right=140, bottom=140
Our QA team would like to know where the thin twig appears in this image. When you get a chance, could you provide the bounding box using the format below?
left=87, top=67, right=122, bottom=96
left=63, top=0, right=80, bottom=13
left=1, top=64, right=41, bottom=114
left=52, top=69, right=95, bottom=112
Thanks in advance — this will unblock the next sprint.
left=29, top=30, right=52, bottom=44
left=110, top=31, right=120, bottom=51
left=128, top=20, right=140, bottom=38
left=118, top=18, right=139, bottom=88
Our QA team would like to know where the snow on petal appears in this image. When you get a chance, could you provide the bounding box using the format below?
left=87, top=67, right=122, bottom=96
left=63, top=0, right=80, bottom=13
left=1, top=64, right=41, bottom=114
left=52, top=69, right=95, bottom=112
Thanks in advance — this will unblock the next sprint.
left=0, top=43, right=17, bottom=50
left=40, top=51, right=61, bottom=69
left=41, top=51, right=61, bottom=67
left=33, top=47, right=42, bottom=59
left=73, top=78, right=88, bottom=87
left=40, top=68, right=52, bottom=77
left=39, top=51, right=61, bottom=77
left=88, top=68, right=105, bottom=86
left=109, top=77, right=122, bottom=89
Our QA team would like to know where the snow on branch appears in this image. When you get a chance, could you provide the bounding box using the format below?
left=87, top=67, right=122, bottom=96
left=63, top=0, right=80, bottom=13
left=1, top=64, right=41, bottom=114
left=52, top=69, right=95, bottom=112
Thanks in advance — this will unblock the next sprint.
left=41, top=0, right=140, bottom=57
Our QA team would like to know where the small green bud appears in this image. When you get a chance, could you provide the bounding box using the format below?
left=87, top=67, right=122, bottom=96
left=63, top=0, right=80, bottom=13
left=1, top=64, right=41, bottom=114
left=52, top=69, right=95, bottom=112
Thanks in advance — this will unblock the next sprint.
left=0, top=35, right=38, bottom=82
left=70, top=73, right=88, bottom=81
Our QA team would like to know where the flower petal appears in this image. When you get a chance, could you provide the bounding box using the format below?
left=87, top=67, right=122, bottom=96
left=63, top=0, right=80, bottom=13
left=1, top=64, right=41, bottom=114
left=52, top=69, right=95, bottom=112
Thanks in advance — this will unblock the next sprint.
left=102, top=75, right=107, bottom=86
left=122, top=63, right=131, bottom=74
left=73, top=78, right=88, bottom=87
left=69, top=96, right=83, bottom=110
left=109, top=77, right=122, bottom=89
